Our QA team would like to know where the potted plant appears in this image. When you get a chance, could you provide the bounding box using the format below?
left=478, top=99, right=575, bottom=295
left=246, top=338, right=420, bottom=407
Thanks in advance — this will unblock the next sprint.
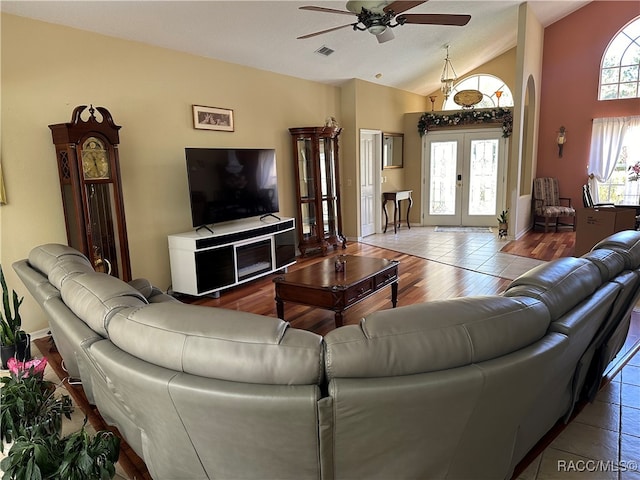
left=497, top=210, right=509, bottom=239
left=1, top=421, right=120, bottom=480
left=0, top=264, right=29, bottom=368
left=0, top=357, right=73, bottom=451
left=0, top=357, right=120, bottom=479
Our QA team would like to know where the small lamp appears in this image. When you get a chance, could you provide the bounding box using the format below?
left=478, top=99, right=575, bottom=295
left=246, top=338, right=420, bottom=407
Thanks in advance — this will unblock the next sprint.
left=557, top=126, right=566, bottom=157
left=429, top=95, right=437, bottom=112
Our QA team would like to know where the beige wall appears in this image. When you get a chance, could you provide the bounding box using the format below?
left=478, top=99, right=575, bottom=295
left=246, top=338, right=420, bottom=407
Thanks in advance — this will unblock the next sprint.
left=1, top=13, right=343, bottom=332
left=403, top=48, right=518, bottom=225
left=424, top=48, right=517, bottom=112
left=1, top=14, right=427, bottom=333
left=340, top=79, right=427, bottom=238
left=511, top=3, right=544, bottom=239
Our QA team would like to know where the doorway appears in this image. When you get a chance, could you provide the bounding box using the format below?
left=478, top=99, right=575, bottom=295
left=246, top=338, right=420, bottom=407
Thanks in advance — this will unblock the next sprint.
left=422, top=128, right=507, bottom=227
left=360, top=129, right=382, bottom=237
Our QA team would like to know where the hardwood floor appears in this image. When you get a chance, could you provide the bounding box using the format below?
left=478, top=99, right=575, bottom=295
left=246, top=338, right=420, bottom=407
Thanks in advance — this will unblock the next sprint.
left=500, top=230, right=575, bottom=261
left=182, top=230, right=575, bottom=336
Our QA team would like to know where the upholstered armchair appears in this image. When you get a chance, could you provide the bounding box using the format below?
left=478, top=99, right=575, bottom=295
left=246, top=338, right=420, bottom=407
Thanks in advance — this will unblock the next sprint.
left=532, top=178, right=576, bottom=232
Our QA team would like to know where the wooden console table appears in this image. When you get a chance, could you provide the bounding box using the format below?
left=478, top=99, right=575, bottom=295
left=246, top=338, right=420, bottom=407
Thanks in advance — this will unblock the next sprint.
left=383, top=190, right=413, bottom=234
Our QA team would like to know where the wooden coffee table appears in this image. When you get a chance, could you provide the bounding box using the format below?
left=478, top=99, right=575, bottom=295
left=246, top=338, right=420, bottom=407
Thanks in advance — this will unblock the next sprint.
left=273, top=255, right=399, bottom=327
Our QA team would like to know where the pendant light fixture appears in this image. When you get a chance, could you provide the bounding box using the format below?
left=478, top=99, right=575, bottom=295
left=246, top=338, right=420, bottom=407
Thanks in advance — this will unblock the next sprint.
left=440, top=45, right=457, bottom=100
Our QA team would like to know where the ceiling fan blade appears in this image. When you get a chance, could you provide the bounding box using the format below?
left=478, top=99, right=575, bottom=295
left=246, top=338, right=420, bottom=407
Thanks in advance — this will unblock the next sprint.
left=401, top=13, right=471, bottom=26
left=384, top=1, right=428, bottom=15
left=299, top=6, right=357, bottom=16
left=297, top=23, right=354, bottom=40
left=376, top=28, right=395, bottom=43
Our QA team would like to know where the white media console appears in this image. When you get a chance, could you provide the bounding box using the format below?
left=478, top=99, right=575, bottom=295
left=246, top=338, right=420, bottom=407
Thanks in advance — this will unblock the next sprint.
left=168, top=217, right=296, bottom=297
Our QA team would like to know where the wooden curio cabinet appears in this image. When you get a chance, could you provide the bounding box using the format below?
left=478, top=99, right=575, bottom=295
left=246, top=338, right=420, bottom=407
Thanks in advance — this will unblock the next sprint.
left=49, top=105, right=132, bottom=282
left=289, top=126, right=346, bottom=256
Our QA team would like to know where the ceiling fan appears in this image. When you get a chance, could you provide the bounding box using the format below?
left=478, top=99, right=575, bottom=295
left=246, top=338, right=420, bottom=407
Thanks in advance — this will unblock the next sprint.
left=297, top=1, right=471, bottom=44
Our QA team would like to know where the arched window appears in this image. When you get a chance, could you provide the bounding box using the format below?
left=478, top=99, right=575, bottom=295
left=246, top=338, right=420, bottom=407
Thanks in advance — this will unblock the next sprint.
left=443, top=74, right=514, bottom=110
left=599, top=17, right=640, bottom=100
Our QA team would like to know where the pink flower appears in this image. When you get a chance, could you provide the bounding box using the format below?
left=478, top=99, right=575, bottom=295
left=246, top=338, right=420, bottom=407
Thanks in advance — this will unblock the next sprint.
left=7, top=356, right=48, bottom=379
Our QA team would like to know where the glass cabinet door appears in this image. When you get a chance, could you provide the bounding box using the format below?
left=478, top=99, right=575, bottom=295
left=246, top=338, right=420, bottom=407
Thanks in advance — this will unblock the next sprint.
left=290, top=126, right=345, bottom=256
left=320, top=138, right=337, bottom=236
left=300, top=202, right=317, bottom=240
left=297, top=138, right=315, bottom=200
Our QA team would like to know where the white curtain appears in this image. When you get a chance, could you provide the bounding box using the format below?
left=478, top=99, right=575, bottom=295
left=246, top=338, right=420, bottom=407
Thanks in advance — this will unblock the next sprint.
left=588, top=116, right=640, bottom=203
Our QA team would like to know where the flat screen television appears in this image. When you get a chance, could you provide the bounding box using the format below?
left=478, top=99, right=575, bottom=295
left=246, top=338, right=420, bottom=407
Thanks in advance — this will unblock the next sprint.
left=185, top=148, right=279, bottom=227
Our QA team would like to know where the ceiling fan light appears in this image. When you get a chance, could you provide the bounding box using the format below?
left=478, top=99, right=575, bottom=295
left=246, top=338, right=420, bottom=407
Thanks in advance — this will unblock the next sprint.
left=346, top=1, right=388, bottom=14
left=368, top=24, right=388, bottom=35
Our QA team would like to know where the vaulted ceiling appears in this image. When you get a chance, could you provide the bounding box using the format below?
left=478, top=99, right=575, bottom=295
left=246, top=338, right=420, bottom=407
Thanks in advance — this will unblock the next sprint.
left=1, top=1, right=589, bottom=95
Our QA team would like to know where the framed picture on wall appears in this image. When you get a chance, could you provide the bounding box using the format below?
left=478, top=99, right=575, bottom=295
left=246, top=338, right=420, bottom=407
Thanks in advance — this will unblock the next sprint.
left=192, top=105, right=234, bottom=132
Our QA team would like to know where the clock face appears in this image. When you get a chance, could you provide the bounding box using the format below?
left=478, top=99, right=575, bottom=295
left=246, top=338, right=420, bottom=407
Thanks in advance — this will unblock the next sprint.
left=81, top=137, right=110, bottom=179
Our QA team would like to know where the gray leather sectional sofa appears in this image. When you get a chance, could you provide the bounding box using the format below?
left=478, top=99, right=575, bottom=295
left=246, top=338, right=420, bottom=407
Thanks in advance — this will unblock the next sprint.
left=13, top=230, right=640, bottom=480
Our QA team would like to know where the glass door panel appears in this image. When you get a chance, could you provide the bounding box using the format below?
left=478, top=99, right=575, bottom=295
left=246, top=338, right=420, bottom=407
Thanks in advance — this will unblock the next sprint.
left=300, top=202, right=317, bottom=240
left=297, top=138, right=315, bottom=199
left=423, top=129, right=506, bottom=227
left=467, top=139, right=499, bottom=216
left=320, top=138, right=338, bottom=198
left=322, top=198, right=337, bottom=236
left=429, top=141, right=458, bottom=216
left=319, top=138, right=327, bottom=196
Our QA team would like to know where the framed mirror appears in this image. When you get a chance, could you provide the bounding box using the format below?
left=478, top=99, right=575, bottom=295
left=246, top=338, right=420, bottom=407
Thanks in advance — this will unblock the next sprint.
left=382, top=133, right=403, bottom=169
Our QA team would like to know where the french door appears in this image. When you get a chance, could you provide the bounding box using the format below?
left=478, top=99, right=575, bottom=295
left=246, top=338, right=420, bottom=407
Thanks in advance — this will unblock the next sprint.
left=422, top=128, right=507, bottom=226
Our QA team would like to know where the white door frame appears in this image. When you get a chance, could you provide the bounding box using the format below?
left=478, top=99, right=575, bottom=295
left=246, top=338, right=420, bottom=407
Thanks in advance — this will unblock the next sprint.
left=360, top=129, right=382, bottom=237
left=421, top=128, right=508, bottom=227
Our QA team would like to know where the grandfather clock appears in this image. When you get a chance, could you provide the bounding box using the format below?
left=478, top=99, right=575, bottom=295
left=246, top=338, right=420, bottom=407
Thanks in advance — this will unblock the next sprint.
left=49, top=105, right=131, bottom=281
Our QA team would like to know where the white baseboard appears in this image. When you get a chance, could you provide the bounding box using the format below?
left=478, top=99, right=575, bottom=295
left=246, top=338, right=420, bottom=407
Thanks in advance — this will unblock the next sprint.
left=29, top=327, right=51, bottom=340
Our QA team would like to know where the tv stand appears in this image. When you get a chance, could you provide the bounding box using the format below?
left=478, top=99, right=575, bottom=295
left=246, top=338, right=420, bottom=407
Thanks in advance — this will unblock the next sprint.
left=168, top=217, right=296, bottom=297
left=260, top=213, right=281, bottom=221
left=196, top=225, right=214, bottom=234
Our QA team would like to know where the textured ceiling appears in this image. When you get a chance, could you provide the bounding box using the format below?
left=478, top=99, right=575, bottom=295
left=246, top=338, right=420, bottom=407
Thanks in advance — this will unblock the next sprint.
left=1, top=0, right=590, bottom=95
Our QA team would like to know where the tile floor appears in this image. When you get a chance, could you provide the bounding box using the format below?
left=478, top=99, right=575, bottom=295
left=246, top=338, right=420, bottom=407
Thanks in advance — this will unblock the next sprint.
left=360, top=226, right=546, bottom=280
left=516, top=327, right=640, bottom=480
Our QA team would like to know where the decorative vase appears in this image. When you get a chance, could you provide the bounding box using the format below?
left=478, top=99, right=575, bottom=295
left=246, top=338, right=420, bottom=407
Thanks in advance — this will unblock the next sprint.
left=1, top=333, right=31, bottom=369
left=498, top=222, right=508, bottom=239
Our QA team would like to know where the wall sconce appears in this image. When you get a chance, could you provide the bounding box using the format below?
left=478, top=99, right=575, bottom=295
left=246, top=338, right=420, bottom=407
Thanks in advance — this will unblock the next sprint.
left=557, top=126, right=566, bottom=157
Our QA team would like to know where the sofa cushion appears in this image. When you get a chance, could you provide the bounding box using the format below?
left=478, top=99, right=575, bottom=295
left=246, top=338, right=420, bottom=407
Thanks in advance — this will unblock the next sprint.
left=581, top=249, right=626, bottom=283
left=48, top=257, right=96, bottom=290
left=28, top=244, right=92, bottom=278
left=106, top=302, right=324, bottom=385
left=593, top=230, right=640, bottom=270
left=128, top=278, right=154, bottom=298
left=502, top=257, right=601, bottom=320
left=12, top=259, right=60, bottom=305
left=323, top=295, right=550, bottom=379
left=60, top=272, right=148, bottom=337
left=128, top=278, right=180, bottom=304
